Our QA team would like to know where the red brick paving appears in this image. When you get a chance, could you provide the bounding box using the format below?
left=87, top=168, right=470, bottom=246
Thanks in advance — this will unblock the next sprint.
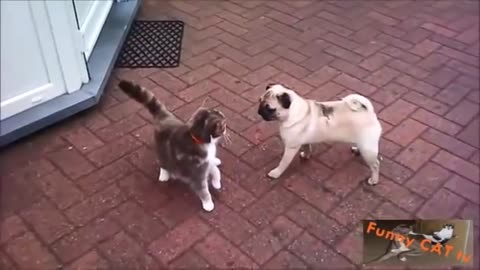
left=1, top=0, right=479, bottom=269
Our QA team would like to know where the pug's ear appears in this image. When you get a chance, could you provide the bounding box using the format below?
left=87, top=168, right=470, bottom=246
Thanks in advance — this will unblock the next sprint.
left=266, top=83, right=275, bottom=90
left=277, top=93, right=291, bottom=109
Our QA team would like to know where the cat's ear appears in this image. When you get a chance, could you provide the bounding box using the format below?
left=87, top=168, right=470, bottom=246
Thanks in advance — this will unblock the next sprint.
left=194, top=108, right=209, bottom=117
left=192, top=108, right=210, bottom=123
left=190, top=109, right=210, bottom=138
left=188, top=107, right=207, bottom=124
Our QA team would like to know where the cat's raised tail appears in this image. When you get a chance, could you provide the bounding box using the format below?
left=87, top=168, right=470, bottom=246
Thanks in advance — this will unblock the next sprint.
left=118, top=80, right=170, bottom=119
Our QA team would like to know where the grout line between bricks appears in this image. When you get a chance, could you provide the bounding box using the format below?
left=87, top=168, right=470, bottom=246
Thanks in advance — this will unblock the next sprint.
left=149, top=213, right=213, bottom=267
left=15, top=200, right=67, bottom=268
left=0, top=245, right=21, bottom=270
left=48, top=180, right=130, bottom=244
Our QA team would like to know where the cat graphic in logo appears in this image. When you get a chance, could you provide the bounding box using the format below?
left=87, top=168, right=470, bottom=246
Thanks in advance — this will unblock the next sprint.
left=408, top=224, right=456, bottom=245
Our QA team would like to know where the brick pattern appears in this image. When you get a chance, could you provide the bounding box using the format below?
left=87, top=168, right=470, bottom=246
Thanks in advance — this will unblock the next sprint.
left=0, top=0, right=479, bottom=268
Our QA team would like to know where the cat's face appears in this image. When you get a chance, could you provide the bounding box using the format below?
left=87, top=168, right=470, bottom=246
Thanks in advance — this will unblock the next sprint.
left=442, top=224, right=454, bottom=230
left=190, top=108, right=227, bottom=142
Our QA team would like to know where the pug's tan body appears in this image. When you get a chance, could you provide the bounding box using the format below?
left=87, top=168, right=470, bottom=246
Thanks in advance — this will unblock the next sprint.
left=258, top=84, right=382, bottom=185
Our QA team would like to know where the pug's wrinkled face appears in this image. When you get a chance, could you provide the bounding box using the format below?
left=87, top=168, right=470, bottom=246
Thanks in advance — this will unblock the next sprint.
left=257, top=83, right=292, bottom=121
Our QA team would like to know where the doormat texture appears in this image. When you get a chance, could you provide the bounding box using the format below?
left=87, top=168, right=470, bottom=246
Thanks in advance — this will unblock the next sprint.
left=116, top=20, right=184, bottom=68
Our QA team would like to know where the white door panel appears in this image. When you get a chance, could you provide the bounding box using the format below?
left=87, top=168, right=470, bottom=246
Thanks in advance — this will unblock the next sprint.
left=1, top=1, right=67, bottom=120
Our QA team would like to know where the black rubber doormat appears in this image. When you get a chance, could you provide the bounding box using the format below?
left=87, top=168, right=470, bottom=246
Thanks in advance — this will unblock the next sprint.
left=116, top=20, right=184, bottom=68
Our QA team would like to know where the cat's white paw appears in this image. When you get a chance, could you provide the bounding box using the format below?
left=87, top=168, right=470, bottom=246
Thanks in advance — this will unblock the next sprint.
left=202, top=200, right=214, bottom=212
left=267, top=168, right=282, bottom=179
left=212, top=178, right=222, bottom=190
left=213, top=158, right=221, bottom=166
left=399, top=257, right=407, bottom=262
left=159, top=169, right=169, bottom=182
left=300, top=151, right=308, bottom=158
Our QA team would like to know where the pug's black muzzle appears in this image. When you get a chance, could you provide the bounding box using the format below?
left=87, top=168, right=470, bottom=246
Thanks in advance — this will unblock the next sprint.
left=257, top=103, right=276, bottom=121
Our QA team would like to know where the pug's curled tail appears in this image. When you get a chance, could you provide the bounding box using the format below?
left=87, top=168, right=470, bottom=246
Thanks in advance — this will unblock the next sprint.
left=342, top=94, right=375, bottom=113
left=118, top=80, right=170, bottom=120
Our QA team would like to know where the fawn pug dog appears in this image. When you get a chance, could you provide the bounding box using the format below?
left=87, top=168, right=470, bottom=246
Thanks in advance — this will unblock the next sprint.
left=258, top=83, right=382, bottom=185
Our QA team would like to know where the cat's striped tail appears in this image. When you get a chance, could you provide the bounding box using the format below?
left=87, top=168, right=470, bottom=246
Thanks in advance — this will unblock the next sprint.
left=118, top=80, right=170, bottom=120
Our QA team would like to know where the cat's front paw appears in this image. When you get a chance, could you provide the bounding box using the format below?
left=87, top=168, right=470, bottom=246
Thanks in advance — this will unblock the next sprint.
left=267, top=168, right=282, bottom=179
left=202, top=200, right=214, bottom=212
left=158, top=169, right=169, bottom=182
left=213, top=157, right=221, bottom=166
left=212, top=178, right=222, bottom=190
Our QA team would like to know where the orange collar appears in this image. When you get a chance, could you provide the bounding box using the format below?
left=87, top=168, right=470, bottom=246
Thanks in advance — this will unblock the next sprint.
left=191, top=133, right=204, bottom=144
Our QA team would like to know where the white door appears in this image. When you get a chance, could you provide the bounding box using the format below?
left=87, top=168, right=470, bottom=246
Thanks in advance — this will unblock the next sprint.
left=0, top=1, right=67, bottom=120
left=73, top=0, right=113, bottom=60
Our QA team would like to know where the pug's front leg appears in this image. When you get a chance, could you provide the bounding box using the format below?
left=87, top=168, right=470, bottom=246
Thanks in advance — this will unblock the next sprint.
left=268, top=146, right=300, bottom=179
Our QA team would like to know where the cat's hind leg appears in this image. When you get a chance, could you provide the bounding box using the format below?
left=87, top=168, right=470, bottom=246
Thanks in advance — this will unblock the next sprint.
left=158, top=168, right=170, bottom=182
left=299, top=144, right=312, bottom=160
left=213, top=157, right=221, bottom=166
left=350, top=145, right=360, bottom=156
left=210, top=165, right=221, bottom=190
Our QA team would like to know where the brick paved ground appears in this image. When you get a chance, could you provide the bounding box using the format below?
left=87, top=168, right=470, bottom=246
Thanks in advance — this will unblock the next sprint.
left=1, top=0, right=479, bottom=269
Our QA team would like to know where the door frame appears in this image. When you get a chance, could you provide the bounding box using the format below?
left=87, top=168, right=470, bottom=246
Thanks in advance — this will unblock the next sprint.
left=45, top=0, right=90, bottom=94
left=73, top=0, right=114, bottom=61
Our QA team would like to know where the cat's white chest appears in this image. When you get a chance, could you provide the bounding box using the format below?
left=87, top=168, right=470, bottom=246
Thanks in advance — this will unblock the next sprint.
left=437, top=228, right=453, bottom=239
left=206, top=137, right=218, bottom=164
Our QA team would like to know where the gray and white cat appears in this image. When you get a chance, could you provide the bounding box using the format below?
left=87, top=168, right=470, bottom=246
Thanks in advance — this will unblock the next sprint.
left=409, top=223, right=455, bottom=245
left=118, top=80, right=226, bottom=212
